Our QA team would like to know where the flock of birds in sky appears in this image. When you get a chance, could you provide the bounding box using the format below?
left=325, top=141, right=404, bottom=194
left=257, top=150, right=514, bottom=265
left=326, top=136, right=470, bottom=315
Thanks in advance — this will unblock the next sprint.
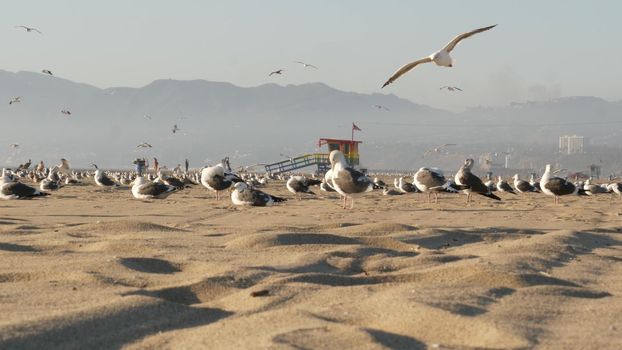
left=5, top=22, right=610, bottom=209
left=5, top=23, right=489, bottom=153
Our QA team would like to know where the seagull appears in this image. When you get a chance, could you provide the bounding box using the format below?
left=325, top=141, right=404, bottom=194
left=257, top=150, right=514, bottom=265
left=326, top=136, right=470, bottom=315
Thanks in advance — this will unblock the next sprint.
left=583, top=178, right=608, bottom=196
left=9, top=96, right=22, bottom=105
left=294, top=61, right=318, bottom=69
left=413, top=167, right=460, bottom=203
left=424, top=143, right=456, bottom=156
left=200, top=162, right=244, bottom=200
left=382, top=24, right=497, bottom=88
left=231, top=182, right=286, bottom=206
left=496, top=176, right=517, bottom=195
left=286, top=175, right=321, bottom=200
left=61, top=110, right=71, bottom=116
left=440, top=86, right=463, bottom=92
left=372, top=104, right=390, bottom=111
left=513, top=174, right=538, bottom=193
left=329, top=150, right=375, bottom=209
left=15, top=25, right=43, bottom=34
left=1, top=169, right=49, bottom=200
left=132, top=176, right=178, bottom=200
left=454, top=158, right=501, bottom=203
left=529, top=173, right=541, bottom=192
left=91, top=164, right=119, bottom=188
left=540, top=164, right=586, bottom=204
left=143, top=114, right=152, bottom=120
left=137, top=142, right=152, bottom=148
left=40, top=167, right=61, bottom=191
left=269, top=69, right=284, bottom=76
left=42, top=69, right=53, bottom=76
left=9, top=143, right=19, bottom=149
left=172, top=124, right=180, bottom=134
left=396, top=177, right=419, bottom=193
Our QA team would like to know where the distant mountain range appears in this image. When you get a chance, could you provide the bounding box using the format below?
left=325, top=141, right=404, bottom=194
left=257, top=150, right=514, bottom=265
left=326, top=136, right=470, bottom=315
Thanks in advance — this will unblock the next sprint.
left=1, top=70, right=621, bottom=170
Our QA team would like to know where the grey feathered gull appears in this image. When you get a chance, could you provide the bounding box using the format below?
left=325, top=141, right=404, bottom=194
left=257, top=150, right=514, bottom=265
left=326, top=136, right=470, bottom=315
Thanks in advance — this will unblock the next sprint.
left=540, top=164, right=586, bottom=204
left=286, top=175, right=321, bottom=200
left=454, top=159, right=501, bottom=203
left=231, top=182, right=286, bottom=206
left=1, top=169, right=49, bottom=199
left=329, top=150, right=374, bottom=209
left=496, top=176, right=516, bottom=195
left=382, top=24, right=497, bottom=88
left=413, top=167, right=459, bottom=203
left=132, top=176, right=178, bottom=200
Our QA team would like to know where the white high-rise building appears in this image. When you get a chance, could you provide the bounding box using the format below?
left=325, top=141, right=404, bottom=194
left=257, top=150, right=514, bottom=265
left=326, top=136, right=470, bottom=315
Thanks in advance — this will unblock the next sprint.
left=559, top=135, right=584, bottom=154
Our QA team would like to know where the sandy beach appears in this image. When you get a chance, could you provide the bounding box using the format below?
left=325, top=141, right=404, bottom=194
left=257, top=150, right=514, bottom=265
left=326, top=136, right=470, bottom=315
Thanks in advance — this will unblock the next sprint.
left=1, top=179, right=620, bottom=349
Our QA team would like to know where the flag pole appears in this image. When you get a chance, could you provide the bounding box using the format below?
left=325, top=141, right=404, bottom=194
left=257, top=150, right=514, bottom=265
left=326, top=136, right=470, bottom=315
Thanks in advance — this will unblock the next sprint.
left=351, top=122, right=354, bottom=142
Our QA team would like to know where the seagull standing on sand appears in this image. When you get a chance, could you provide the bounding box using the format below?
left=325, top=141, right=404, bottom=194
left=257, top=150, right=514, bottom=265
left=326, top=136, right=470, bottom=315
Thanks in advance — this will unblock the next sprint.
left=382, top=24, right=497, bottom=88
left=231, top=182, right=286, bottom=206
left=294, top=61, right=318, bottom=69
left=454, top=159, right=501, bottom=203
left=329, top=150, right=375, bottom=209
left=269, top=69, right=284, bottom=76
left=413, top=167, right=459, bottom=203
left=15, top=25, right=43, bottom=34
left=9, top=96, right=21, bottom=105
left=200, top=162, right=243, bottom=200
left=540, top=164, right=586, bottom=204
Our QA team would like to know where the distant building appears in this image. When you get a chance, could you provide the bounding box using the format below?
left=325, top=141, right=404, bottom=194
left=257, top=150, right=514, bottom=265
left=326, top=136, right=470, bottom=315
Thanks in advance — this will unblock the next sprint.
left=559, top=135, right=584, bottom=154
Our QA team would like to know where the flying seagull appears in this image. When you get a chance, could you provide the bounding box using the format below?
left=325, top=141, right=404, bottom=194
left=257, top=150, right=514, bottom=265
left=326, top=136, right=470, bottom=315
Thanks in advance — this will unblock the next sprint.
left=42, top=69, right=53, bottom=76
left=424, top=143, right=456, bottom=156
left=9, top=96, right=22, bottom=105
left=294, top=61, right=318, bottom=69
left=137, top=142, right=152, bottom=148
left=15, top=25, right=43, bottom=34
left=372, top=104, right=390, bottom=111
left=440, top=86, right=463, bottom=91
left=61, top=110, right=71, bottom=116
left=382, top=24, right=497, bottom=88
left=269, top=69, right=284, bottom=76
left=143, top=114, right=152, bottom=120
left=172, top=124, right=180, bottom=134
left=9, top=143, right=19, bottom=149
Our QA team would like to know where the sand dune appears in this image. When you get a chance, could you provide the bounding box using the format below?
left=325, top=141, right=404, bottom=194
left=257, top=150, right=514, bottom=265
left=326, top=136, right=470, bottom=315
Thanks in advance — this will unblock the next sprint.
left=0, top=181, right=620, bottom=349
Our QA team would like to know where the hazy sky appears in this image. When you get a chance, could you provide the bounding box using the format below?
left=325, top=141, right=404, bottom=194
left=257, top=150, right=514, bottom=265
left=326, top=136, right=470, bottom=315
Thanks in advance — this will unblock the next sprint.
left=2, top=0, right=621, bottom=111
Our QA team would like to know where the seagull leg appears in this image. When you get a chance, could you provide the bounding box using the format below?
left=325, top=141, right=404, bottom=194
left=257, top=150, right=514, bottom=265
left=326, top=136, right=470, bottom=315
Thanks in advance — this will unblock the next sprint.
left=427, top=192, right=431, bottom=203
left=350, top=197, right=355, bottom=209
left=434, top=192, right=439, bottom=204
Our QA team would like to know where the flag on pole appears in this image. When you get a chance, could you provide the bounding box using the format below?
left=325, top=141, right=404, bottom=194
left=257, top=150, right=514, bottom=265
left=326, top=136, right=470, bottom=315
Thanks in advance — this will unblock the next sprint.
left=352, top=123, right=362, bottom=131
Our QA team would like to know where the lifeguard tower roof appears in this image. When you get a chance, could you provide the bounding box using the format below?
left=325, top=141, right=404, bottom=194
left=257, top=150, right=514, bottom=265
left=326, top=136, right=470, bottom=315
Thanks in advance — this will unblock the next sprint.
left=318, top=138, right=362, bottom=167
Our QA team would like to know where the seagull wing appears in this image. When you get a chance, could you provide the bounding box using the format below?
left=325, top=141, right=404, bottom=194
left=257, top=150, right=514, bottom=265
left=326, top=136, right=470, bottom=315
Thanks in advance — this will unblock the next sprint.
left=454, top=87, right=463, bottom=91
left=441, top=24, right=496, bottom=53
left=307, top=64, right=318, bottom=69
left=382, top=57, right=432, bottom=88
left=32, top=28, right=43, bottom=35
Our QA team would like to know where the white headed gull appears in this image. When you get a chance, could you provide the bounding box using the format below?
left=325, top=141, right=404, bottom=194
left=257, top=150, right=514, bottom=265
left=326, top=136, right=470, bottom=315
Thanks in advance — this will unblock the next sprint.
left=382, top=24, right=496, bottom=88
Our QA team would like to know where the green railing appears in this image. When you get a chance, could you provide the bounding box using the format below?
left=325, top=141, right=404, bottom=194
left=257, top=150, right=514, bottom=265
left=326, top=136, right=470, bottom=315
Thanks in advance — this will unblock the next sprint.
left=264, top=153, right=330, bottom=174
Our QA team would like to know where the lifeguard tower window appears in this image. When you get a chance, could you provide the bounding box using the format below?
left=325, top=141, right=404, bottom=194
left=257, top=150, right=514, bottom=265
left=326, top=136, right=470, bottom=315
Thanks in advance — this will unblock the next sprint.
left=344, top=144, right=350, bottom=154
left=328, top=144, right=339, bottom=152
